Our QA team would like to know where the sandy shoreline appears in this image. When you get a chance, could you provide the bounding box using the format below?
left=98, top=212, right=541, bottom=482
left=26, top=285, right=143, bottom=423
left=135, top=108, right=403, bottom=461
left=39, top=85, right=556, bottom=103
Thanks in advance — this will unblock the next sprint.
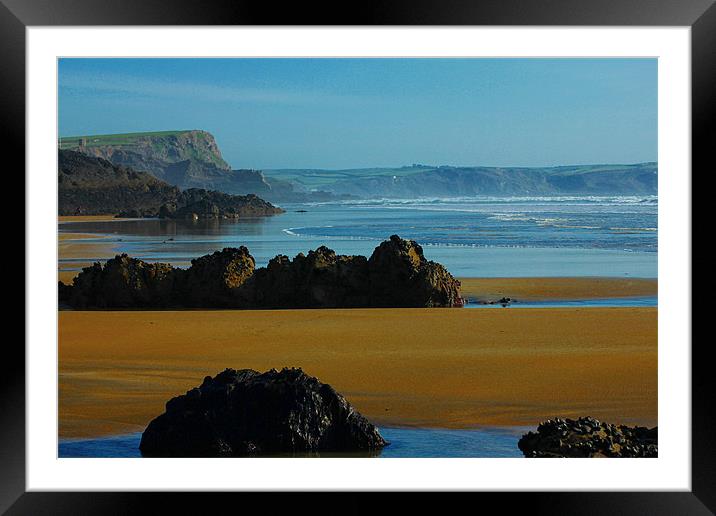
left=58, top=232, right=118, bottom=264
left=459, top=277, right=657, bottom=301
left=59, top=307, right=657, bottom=439
left=58, top=215, right=135, bottom=268
left=58, top=215, right=118, bottom=223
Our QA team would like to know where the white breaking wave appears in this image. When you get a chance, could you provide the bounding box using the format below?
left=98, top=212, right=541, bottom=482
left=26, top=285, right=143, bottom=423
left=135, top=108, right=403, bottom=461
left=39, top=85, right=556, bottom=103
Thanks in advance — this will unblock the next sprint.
left=487, top=213, right=532, bottom=222
left=610, top=227, right=658, bottom=231
left=304, top=194, right=658, bottom=207
left=295, top=196, right=659, bottom=215
left=488, top=213, right=573, bottom=227
left=553, top=224, right=602, bottom=230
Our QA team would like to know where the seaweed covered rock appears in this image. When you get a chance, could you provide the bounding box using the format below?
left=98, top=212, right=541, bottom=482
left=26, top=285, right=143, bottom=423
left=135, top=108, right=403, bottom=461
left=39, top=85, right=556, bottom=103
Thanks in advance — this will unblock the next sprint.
left=61, top=254, right=177, bottom=308
left=368, top=235, right=462, bottom=307
left=518, top=417, right=658, bottom=458
left=139, top=368, right=388, bottom=457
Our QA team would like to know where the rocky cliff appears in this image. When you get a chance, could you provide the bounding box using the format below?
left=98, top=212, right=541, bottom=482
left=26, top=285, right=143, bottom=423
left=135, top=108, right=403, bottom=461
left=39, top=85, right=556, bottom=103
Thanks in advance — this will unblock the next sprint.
left=59, top=150, right=283, bottom=218
left=62, top=130, right=231, bottom=185
left=139, top=368, right=387, bottom=457
left=62, top=130, right=353, bottom=202
left=58, top=235, right=463, bottom=309
left=63, top=130, right=246, bottom=192
left=58, top=150, right=180, bottom=216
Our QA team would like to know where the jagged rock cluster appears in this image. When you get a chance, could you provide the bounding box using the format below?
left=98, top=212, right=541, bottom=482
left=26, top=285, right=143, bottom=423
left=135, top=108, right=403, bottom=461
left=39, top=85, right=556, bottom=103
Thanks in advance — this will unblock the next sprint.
left=518, top=416, right=658, bottom=458
left=139, top=367, right=387, bottom=457
left=58, top=235, right=463, bottom=309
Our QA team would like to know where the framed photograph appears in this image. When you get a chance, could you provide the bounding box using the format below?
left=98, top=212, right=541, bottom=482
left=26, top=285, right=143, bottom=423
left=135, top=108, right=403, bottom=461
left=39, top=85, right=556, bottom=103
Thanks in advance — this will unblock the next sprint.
left=7, top=0, right=711, bottom=512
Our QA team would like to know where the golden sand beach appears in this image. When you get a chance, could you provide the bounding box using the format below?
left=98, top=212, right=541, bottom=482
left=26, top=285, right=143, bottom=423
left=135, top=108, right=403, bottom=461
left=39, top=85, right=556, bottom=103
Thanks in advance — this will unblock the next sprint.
left=59, top=307, right=657, bottom=438
left=57, top=221, right=658, bottom=440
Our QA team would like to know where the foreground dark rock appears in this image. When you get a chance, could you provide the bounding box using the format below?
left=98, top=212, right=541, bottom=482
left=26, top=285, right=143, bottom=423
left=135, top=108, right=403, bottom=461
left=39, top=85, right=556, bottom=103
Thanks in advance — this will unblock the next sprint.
left=139, top=368, right=388, bottom=457
left=58, top=235, right=463, bottom=309
left=518, top=417, right=657, bottom=458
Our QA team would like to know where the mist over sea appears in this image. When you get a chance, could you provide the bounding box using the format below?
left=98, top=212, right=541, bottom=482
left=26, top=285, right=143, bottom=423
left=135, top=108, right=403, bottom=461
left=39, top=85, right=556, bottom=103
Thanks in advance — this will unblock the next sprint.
left=60, top=195, right=657, bottom=278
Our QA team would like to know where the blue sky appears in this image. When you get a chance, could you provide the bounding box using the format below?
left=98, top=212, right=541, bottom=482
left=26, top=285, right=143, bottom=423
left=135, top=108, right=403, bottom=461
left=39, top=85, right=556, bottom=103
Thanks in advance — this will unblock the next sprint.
left=58, top=58, right=657, bottom=169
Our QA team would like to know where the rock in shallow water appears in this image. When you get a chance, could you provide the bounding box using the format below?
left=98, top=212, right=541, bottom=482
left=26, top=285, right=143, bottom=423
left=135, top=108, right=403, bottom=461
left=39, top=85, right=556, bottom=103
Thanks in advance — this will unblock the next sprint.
left=139, top=368, right=388, bottom=457
left=518, top=416, right=657, bottom=458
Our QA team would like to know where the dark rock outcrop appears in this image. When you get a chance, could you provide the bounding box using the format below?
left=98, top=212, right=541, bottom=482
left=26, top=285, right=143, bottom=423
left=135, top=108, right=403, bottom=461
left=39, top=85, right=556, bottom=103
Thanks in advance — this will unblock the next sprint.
left=139, top=368, right=387, bottom=457
left=61, top=254, right=178, bottom=308
left=368, top=235, right=462, bottom=308
left=58, top=149, right=284, bottom=219
left=59, top=235, right=463, bottom=310
left=518, top=417, right=658, bottom=458
left=59, top=150, right=180, bottom=216
left=249, top=247, right=370, bottom=309
left=158, top=189, right=284, bottom=220
left=180, top=247, right=255, bottom=307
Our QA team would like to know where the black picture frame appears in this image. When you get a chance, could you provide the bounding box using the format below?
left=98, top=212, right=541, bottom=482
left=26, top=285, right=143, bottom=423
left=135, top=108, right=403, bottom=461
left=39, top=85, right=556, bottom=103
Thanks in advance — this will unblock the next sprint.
left=5, top=0, right=711, bottom=513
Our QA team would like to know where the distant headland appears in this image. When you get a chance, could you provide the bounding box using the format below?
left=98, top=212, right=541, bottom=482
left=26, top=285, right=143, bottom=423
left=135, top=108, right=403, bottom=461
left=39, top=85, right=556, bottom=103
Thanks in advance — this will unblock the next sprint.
left=60, top=129, right=657, bottom=203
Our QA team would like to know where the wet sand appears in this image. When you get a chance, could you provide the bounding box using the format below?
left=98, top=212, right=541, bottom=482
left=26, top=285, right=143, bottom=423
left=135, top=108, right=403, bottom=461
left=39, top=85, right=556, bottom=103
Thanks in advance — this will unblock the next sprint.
left=59, top=307, right=657, bottom=438
left=58, top=233, right=118, bottom=264
left=58, top=215, right=118, bottom=223
left=58, top=215, right=131, bottom=267
left=459, top=277, right=657, bottom=301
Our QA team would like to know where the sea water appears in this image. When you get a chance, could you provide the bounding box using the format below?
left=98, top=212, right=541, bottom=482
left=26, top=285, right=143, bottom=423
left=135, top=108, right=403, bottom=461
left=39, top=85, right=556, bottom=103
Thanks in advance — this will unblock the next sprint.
left=59, top=195, right=657, bottom=278
left=58, top=426, right=526, bottom=458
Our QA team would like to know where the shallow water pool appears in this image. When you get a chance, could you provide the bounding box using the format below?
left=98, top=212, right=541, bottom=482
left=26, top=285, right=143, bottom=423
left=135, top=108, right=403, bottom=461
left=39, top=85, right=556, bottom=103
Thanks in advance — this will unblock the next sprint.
left=58, top=426, right=526, bottom=458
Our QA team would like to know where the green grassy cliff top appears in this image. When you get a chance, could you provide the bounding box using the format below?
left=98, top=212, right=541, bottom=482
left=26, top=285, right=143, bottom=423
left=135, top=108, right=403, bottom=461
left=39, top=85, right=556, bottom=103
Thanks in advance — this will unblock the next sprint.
left=58, top=130, right=202, bottom=149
